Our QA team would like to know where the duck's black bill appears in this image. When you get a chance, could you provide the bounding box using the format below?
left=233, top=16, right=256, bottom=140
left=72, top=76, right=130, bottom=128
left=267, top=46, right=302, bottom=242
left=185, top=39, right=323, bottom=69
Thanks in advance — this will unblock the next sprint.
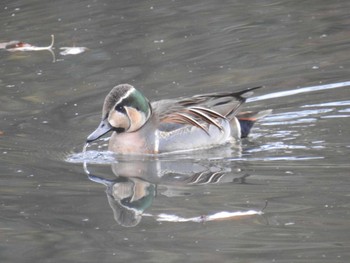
left=86, top=119, right=113, bottom=143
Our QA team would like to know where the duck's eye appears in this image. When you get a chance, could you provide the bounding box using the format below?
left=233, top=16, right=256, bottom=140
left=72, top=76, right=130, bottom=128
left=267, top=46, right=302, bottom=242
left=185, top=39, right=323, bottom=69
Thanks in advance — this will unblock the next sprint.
left=115, top=104, right=126, bottom=113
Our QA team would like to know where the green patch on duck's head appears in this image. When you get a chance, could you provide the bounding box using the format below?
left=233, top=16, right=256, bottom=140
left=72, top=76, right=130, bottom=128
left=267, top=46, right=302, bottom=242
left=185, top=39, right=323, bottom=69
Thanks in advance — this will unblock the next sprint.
left=116, top=86, right=151, bottom=118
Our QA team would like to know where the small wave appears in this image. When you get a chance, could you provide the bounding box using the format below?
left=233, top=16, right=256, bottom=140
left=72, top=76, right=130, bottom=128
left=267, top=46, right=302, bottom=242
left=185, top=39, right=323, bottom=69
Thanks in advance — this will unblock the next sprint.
left=248, top=81, right=350, bottom=102
left=66, top=150, right=117, bottom=164
left=302, top=100, right=350, bottom=108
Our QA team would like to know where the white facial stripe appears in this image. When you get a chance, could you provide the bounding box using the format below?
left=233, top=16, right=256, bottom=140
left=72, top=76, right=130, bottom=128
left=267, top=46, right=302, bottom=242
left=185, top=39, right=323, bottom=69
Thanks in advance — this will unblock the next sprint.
left=115, top=86, right=135, bottom=106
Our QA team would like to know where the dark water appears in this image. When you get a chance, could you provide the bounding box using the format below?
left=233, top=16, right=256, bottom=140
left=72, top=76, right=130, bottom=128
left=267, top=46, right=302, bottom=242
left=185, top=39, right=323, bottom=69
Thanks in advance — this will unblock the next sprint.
left=1, top=1, right=350, bottom=262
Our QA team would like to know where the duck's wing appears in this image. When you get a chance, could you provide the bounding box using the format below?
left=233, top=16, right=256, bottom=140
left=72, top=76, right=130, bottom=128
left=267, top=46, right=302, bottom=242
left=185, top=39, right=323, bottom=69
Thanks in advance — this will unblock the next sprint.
left=153, top=86, right=261, bottom=134
left=178, top=86, right=261, bottom=117
left=152, top=100, right=220, bottom=134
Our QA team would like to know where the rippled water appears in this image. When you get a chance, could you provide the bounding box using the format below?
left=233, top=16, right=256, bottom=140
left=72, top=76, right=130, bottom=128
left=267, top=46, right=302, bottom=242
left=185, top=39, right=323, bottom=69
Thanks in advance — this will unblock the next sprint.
left=1, top=1, right=350, bottom=262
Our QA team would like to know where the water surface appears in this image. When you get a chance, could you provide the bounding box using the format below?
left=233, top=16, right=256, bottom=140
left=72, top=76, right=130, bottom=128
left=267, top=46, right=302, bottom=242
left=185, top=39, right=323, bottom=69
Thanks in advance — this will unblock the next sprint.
left=1, top=1, right=350, bottom=262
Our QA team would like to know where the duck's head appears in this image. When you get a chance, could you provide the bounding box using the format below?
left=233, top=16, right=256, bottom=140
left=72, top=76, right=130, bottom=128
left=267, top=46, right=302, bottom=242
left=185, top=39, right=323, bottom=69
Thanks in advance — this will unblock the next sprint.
left=87, top=84, right=152, bottom=143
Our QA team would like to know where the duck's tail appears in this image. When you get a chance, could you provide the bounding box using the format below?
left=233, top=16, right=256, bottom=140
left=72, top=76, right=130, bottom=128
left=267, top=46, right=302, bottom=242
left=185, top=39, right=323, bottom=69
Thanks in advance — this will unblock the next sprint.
left=236, top=109, right=272, bottom=138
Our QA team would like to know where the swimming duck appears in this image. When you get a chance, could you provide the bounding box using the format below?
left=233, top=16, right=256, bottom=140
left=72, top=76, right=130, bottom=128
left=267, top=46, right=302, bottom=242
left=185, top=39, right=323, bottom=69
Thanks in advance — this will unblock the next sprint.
left=87, top=84, right=271, bottom=154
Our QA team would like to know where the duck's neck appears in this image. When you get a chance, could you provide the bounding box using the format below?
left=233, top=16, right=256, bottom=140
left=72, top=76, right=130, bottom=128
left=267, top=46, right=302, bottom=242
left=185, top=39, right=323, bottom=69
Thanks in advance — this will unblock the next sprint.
left=108, top=116, right=159, bottom=154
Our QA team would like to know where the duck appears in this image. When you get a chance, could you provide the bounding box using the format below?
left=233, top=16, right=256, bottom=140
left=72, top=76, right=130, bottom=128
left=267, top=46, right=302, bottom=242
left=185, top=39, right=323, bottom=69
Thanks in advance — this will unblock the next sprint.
left=86, top=84, right=271, bottom=154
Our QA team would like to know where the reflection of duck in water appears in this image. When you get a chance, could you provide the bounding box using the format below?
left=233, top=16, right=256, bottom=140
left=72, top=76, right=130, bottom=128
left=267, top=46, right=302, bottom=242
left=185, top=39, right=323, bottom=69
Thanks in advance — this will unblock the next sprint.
left=109, top=156, right=241, bottom=185
left=86, top=84, right=271, bottom=154
left=88, top=174, right=155, bottom=227
left=85, top=157, right=257, bottom=227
